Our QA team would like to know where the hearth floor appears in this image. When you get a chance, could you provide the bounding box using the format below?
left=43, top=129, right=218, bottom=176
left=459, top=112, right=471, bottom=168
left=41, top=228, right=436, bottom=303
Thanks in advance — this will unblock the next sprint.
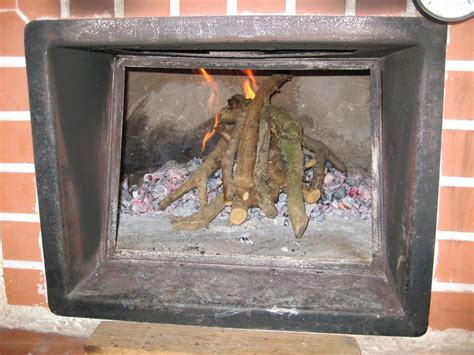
left=116, top=213, right=372, bottom=263
left=1, top=326, right=472, bottom=354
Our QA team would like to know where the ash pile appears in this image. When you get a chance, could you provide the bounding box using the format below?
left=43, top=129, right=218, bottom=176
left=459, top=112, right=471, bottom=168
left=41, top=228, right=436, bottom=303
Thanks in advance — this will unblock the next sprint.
left=120, top=157, right=372, bottom=226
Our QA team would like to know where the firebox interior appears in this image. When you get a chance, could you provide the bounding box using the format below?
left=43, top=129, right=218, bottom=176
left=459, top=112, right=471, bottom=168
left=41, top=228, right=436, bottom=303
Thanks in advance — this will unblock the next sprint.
left=116, top=68, right=374, bottom=264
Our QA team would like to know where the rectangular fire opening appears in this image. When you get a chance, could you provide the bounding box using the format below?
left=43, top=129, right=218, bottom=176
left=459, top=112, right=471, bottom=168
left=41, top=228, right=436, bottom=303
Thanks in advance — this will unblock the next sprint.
left=25, top=16, right=447, bottom=336
left=116, top=66, right=375, bottom=265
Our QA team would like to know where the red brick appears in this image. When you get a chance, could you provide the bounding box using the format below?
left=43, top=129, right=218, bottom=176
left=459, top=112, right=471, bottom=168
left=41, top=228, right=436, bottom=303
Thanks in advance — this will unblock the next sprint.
left=447, top=21, right=474, bottom=61
left=70, top=0, right=114, bottom=18
left=0, top=68, right=29, bottom=111
left=437, top=187, right=474, bottom=232
left=181, top=0, right=226, bottom=16
left=237, top=0, right=285, bottom=14
left=0, top=0, right=16, bottom=9
left=444, top=71, right=474, bottom=120
left=296, top=0, right=345, bottom=15
left=0, top=11, right=26, bottom=56
left=0, top=172, right=37, bottom=214
left=124, top=0, right=169, bottom=17
left=18, top=0, right=61, bottom=20
left=0, top=341, right=40, bottom=355
left=441, top=130, right=474, bottom=177
left=3, top=268, right=47, bottom=306
left=0, top=329, right=86, bottom=354
left=38, top=333, right=86, bottom=354
left=429, top=292, right=474, bottom=330
left=0, top=328, right=45, bottom=344
left=0, top=121, right=35, bottom=163
left=435, top=240, right=474, bottom=284
left=0, top=328, right=46, bottom=354
left=356, top=0, right=406, bottom=16
left=0, top=221, right=42, bottom=261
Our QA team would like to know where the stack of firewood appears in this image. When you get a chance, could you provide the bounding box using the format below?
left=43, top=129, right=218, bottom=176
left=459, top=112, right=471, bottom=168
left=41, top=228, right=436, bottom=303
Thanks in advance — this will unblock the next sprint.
left=158, top=74, right=346, bottom=238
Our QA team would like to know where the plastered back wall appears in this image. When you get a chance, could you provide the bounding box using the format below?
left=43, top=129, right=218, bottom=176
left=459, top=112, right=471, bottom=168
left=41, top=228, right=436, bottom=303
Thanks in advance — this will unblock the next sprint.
left=0, top=0, right=472, bottom=333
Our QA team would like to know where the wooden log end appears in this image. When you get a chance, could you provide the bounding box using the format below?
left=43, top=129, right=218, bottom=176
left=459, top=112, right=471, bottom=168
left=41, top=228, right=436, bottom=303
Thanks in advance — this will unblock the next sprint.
left=304, top=159, right=317, bottom=169
left=261, top=204, right=278, bottom=219
left=230, top=208, right=247, bottom=225
left=303, top=187, right=321, bottom=204
left=293, top=217, right=309, bottom=239
left=159, top=199, right=170, bottom=211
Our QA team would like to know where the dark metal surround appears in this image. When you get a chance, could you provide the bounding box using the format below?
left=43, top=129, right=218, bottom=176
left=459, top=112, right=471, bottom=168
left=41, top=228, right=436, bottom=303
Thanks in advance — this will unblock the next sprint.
left=25, top=16, right=446, bottom=336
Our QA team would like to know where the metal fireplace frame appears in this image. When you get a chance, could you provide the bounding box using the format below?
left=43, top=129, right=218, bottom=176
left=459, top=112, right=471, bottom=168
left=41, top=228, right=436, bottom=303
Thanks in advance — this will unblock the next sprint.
left=25, top=16, right=446, bottom=336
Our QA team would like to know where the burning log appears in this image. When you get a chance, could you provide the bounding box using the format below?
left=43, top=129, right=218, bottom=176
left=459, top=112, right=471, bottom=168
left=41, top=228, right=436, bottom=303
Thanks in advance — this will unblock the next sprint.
left=171, top=192, right=225, bottom=230
left=268, top=105, right=308, bottom=238
left=229, top=109, right=281, bottom=225
left=303, top=135, right=346, bottom=172
left=233, top=75, right=291, bottom=192
left=303, top=135, right=347, bottom=204
left=254, top=113, right=278, bottom=218
left=221, top=96, right=250, bottom=206
left=268, top=135, right=326, bottom=205
left=158, top=136, right=226, bottom=210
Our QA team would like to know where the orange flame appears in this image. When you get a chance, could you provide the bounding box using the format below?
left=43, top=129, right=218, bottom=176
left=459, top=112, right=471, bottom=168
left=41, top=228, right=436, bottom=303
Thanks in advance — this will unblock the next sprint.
left=199, top=68, right=220, bottom=152
left=201, top=113, right=219, bottom=152
left=241, top=69, right=259, bottom=99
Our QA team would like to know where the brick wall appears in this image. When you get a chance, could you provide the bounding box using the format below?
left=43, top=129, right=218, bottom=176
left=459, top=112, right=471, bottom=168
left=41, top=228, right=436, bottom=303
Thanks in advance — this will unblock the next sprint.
left=0, top=0, right=472, bottom=332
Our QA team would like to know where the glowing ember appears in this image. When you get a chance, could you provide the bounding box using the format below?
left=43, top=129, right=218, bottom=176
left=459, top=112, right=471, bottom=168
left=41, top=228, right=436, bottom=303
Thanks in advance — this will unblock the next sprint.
left=241, top=69, right=259, bottom=99
left=199, top=68, right=220, bottom=152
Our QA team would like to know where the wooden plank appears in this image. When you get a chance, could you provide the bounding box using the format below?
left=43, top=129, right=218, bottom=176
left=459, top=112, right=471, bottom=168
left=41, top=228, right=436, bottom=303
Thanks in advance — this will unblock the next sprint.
left=85, top=321, right=361, bottom=354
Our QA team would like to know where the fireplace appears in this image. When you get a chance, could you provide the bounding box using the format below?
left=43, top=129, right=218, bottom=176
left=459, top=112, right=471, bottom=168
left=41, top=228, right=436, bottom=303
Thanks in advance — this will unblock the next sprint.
left=25, top=16, right=446, bottom=336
